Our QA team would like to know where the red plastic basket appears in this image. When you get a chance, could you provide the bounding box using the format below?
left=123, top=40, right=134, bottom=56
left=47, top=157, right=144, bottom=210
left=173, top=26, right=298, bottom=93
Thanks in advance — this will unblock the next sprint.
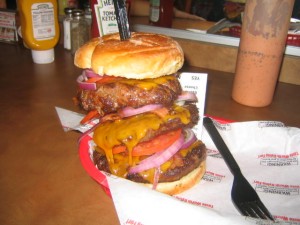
left=286, top=33, right=300, bottom=46
left=229, top=26, right=300, bottom=47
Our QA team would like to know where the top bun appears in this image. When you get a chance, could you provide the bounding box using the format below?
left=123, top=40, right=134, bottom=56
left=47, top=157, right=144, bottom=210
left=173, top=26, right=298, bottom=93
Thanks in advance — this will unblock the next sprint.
left=74, top=32, right=184, bottom=79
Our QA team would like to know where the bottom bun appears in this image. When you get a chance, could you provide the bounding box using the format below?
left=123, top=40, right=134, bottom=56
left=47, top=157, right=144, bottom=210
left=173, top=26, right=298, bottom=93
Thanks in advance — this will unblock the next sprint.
left=142, top=161, right=206, bottom=195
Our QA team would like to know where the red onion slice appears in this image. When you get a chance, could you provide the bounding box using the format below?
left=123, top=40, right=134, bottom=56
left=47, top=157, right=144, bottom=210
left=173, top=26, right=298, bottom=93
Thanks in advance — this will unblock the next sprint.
left=181, top=129, right=197, bottom=149
left=119, top=104, right=163, bottom=118
left=84, top=69, right=101, bottom=78
left=77, top=75, right=97, bottom=90
left=129, top=134, right=185, bottom=174
left=176, top=91, right=197, bottom=102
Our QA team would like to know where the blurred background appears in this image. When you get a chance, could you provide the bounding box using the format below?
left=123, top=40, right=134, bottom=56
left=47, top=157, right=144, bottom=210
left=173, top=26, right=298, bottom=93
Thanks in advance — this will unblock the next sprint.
left=0, top=0, right=299, bottom=21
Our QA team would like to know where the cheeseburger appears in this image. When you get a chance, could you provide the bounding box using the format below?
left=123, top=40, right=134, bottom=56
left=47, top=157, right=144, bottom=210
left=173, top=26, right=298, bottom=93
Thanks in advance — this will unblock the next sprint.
left=74, top=32, right=206, bottom=195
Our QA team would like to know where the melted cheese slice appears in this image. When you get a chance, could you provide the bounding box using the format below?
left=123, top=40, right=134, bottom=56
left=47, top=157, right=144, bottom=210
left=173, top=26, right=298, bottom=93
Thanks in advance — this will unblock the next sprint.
left=119, top=75, right=176, bottom=90
left=93, top=105, right=192, bottom=178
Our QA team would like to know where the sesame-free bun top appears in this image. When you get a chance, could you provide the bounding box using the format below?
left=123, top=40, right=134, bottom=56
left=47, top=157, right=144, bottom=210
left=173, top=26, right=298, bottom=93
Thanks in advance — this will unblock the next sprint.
left=74, top=32, right=184, bottom=79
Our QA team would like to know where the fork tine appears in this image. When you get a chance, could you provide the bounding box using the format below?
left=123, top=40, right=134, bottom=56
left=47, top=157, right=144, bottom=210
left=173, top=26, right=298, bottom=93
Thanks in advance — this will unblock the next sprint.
left=255, top=200, right=275, bottom=221
left=248, top=201, right=270, bottom=220
left=238, top=202, right=275, bottom=221
left=238, top=202, right=260, bottom=219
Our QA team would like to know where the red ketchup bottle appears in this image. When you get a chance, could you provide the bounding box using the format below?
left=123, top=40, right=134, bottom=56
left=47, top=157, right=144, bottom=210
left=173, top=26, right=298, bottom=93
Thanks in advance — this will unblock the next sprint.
left=90, top=0, right=100, bottom=38
left=149, top=0, right=174, bottom=28
left=89, top=0, right=131, bottom=38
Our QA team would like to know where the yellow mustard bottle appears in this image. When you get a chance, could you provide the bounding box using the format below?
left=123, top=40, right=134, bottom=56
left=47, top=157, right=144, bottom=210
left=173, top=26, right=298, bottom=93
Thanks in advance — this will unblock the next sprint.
left=17, top=0, right=60, bottom=64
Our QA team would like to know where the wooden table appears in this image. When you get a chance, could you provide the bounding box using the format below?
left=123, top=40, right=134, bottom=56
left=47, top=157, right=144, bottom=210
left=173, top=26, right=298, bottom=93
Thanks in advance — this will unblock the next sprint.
left=0, top=43, right=299, bottom=225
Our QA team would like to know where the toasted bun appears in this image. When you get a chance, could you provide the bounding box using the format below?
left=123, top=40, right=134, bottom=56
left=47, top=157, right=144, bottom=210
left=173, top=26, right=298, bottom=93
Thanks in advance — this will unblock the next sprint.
left=74, top=32, right=184, bottom=79
left=142, top=161, right=206, bottom=196
left=74, top=38, right=102, bottom=69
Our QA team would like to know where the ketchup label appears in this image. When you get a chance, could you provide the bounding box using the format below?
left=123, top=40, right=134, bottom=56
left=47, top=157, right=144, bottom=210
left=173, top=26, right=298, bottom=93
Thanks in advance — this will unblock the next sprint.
left=93, top=0, right=118, bottom=37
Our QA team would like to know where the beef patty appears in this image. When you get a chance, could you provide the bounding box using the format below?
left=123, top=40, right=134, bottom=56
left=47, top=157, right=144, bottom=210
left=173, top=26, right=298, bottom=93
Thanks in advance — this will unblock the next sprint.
left=77, top=75, right=182, bottom=116
left=138, top=104, right=199, bottom=143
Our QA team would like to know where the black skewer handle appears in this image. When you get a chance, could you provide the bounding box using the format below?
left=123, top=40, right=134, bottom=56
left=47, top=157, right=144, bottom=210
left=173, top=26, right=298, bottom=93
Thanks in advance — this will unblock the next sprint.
left=113, top=0, right=131, bottom=40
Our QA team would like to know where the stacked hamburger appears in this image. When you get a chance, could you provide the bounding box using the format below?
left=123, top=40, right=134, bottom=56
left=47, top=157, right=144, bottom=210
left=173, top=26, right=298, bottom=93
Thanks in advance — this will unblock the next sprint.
left=74, top=32, right=206, bottom=195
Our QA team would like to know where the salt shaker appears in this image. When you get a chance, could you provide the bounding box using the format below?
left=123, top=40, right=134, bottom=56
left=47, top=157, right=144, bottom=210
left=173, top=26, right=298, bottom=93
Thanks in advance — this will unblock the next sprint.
left=71, top=9, right=89, bottom=55
left=63, top=7, right=73, bottom=50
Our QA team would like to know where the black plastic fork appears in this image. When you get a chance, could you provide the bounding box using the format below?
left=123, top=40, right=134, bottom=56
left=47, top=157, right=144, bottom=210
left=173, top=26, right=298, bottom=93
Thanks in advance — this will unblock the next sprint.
left=203, top=117, right=275, bottom=221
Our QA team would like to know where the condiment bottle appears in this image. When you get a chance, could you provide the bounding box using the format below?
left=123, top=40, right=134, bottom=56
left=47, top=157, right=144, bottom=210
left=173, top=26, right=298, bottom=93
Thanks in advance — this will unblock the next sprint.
left=71, top=9, right=89, bottom=55
left=63, top=7, right=73, bottom=50
left=232, top=0, right=294, bottom=107
left=17, top=0, right=60, bottom=64
left=90, top=0, right=100, bottom=37
left=89, top=0, right=118, bottom=38
left=149, top=0, right=173, bottom=28
left=89, top=0, right=131, bottom=38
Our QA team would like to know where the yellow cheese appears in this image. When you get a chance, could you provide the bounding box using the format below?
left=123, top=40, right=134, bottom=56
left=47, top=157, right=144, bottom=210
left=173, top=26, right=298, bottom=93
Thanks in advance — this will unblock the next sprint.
left=93, top=104, right=192, bottom=179
left=119, top=75, right=175, bottom=90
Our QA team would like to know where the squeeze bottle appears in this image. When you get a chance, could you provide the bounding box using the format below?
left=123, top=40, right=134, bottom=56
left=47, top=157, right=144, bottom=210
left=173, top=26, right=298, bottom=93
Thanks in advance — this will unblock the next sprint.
left=149, top=0, right=174, bottom=28
left=232, top=0, right=294, bottom=107
left=17, top=0, right=60, bottom=64
left=90, top=0, right=131, bottom=38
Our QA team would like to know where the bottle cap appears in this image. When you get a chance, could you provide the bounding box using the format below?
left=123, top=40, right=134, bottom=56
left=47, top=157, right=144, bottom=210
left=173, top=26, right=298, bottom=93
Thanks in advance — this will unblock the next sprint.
left=31, top=49, right=55, bottom=64
left=72, top=9, right=84, bottom=18
left=64, top=7, right=74, bottom=16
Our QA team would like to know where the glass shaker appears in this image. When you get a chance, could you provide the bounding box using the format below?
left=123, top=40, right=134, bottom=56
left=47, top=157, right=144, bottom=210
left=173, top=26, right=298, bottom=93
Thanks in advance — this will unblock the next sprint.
left=71, top=9, right=89, bottom=55
left=84, top=3, right=92, bottom=39
left=63, top=7, right=73, bottom=50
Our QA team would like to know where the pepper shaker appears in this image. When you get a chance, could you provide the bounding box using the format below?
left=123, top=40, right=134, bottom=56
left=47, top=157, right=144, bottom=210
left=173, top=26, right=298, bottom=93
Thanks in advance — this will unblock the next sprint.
left=71, top=9, right=89, bottom=55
